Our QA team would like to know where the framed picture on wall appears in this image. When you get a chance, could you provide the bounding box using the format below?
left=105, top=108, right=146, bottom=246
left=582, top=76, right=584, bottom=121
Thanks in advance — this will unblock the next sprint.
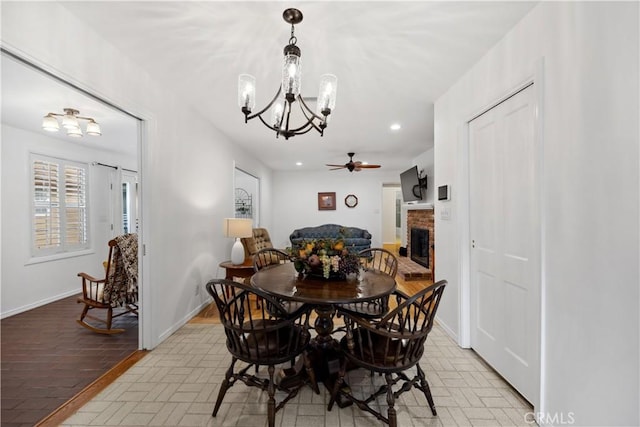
left=317, top=192, right=336, bottom=210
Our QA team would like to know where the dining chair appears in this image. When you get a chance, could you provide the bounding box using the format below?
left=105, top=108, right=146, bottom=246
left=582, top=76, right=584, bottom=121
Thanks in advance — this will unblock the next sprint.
left=328, top=280, right=447, bottom=427
left=337, top=248, right=399, bottom=319
left=205, top=279, right=317, bottom=427
left=253, top=248, right=307, bottom=317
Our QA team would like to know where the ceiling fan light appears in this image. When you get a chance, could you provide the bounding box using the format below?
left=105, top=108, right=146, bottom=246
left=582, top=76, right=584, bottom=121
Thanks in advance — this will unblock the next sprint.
left=66, top=126, right=83, bottom=138
left=86, top=120, right=102, bottom=136
left=42, top=114, right=60, bottom=132
left=316, top=74, right=337, bottom=116
left=238, top=74, right=256, bottom=110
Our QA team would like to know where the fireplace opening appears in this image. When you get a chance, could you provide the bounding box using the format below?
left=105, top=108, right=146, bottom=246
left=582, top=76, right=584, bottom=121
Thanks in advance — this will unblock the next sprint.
left=410, top=227, right=429, bottom=269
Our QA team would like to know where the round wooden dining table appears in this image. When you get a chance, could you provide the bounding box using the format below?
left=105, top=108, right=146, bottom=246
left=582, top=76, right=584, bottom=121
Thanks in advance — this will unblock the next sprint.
left=251, top=262, right=396, bottom=403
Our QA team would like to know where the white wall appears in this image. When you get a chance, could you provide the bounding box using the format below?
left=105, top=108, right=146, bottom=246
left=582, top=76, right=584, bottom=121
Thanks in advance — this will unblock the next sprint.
left=1, top=125, right=135, bottom=316
left=271, top=169, right=401, bottom=250
left=434, top=2, right=638, bottom=425
left=1, top=2, right=273, bottom=348
left=411, top=148, right=435, bottom=204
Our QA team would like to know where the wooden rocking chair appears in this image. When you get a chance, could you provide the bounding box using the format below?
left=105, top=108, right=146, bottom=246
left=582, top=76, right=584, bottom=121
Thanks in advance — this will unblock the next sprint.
left=77, top=233, right=138, bottom=334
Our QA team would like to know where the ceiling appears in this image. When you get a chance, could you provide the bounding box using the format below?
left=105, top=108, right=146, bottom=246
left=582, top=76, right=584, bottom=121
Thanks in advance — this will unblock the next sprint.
left=3, top=1, right=538, bottom=172
left=1, top=53, right=139, bottom=158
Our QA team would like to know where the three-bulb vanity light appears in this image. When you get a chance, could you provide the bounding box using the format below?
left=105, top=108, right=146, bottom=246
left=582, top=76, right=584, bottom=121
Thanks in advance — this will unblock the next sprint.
left=42, top=108, right=101, bottom=137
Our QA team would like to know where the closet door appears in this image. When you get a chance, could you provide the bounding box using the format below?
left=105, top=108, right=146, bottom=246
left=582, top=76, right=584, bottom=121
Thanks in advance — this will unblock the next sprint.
left=469, top=84, right=539, bottom=403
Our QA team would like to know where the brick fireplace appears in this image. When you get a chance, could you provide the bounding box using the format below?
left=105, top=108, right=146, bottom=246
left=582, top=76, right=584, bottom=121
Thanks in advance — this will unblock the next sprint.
left=407, top=208, right=435, bottom=276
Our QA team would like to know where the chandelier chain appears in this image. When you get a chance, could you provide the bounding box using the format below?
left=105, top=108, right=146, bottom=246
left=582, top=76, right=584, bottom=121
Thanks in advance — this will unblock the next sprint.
left=289, top=24, right=297, bottom=45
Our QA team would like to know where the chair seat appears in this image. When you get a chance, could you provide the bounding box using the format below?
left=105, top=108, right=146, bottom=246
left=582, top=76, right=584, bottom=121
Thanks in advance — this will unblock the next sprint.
left=241, top=321, right=309, bottom=358
left=338, top=300, right=388, bottom=319
left=340, top=328, right=424, bottom=368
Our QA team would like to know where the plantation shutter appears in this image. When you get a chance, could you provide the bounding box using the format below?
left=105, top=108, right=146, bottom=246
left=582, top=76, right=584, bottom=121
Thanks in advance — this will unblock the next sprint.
left=33, top=159, right=61, bottom=250
left=64, top=165, right=88, bottom=246
left=32, top=155, right=90, bottom=256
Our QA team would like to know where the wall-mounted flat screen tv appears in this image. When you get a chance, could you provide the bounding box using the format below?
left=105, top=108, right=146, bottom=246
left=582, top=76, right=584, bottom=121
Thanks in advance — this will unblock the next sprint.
left=400, top=165, right=425, bottom=202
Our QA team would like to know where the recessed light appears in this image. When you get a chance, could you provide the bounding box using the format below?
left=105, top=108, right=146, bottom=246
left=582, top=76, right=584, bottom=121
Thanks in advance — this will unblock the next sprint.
left=390, top=123, right=401, bottom=131
left=295, top=162, right=303, bottom=166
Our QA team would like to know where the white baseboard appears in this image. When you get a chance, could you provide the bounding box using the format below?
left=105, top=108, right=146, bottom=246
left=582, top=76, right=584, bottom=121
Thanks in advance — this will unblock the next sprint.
left=435, top=314, right=465, bottom=346
left=157, top=300, right=211, bottom=343
left=1, top=289, right=79, bottom=319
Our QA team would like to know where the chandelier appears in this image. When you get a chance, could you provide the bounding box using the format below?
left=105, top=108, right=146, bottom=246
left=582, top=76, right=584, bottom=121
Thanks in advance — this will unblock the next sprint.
left=42, top=108, right=101, bottom=137
left=238, top=8, right=337, bottom=140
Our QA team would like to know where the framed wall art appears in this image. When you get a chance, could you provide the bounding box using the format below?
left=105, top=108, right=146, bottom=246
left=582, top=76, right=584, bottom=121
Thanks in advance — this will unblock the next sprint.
left=317, top=192, right=336, bottom=210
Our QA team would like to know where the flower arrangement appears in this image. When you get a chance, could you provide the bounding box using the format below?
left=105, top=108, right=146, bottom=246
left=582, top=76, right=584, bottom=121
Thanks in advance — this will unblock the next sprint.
left=288, top=237, right=360, bottom=279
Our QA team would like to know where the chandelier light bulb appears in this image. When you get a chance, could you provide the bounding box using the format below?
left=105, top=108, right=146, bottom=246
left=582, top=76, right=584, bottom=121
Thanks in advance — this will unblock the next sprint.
left=316, top=74, right=337, bottom=117
left=272, top=103, right=284, bottom=128
left=238, top=74, right=256, bottom=111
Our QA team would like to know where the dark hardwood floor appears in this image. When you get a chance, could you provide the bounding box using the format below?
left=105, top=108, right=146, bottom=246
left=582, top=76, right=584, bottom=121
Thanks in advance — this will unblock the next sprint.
left=1, top=294, right=138, bottom=427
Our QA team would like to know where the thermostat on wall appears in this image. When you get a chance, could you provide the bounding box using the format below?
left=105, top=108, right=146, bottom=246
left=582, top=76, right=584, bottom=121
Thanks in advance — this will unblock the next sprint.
left=438, top=185, right=450, bottom=201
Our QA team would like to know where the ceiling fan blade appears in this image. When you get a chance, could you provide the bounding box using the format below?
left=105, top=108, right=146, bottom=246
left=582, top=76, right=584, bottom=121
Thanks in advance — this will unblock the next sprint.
left=328, top=167, right=345, bottom=170
left=359, top=164, right=381, bottom=168
left=325, top=164, right=346, bottom=167
left=353, top=161, right=363, bottom=166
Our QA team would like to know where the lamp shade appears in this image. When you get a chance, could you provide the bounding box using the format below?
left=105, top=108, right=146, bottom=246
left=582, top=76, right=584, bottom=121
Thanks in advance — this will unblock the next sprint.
left=42, top=114, right=60, bottom=132
left=86, top=120, right=102, bottom=136
left=223, top=218, right=253, bottom=238
left=66, top=126, right=83, bottom=138
left=62, top=113, right=79, bottom=130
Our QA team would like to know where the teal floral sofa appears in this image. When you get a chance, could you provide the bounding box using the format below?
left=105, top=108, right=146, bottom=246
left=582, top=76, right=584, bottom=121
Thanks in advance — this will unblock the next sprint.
left=289, top=224, right=372, bottom=254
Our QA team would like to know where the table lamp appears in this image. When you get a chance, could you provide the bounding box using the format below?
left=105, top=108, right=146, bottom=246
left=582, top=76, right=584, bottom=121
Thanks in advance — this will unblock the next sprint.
left=224, top=218, right=253, bottom=265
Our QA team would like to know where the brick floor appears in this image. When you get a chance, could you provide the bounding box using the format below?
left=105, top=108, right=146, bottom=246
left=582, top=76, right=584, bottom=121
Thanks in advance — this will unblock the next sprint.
left=61, top=324, right=532, bottom=427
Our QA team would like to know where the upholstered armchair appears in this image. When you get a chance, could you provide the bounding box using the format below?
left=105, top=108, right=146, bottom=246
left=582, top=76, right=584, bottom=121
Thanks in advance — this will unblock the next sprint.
left=241, top=227, right=274, bottom=260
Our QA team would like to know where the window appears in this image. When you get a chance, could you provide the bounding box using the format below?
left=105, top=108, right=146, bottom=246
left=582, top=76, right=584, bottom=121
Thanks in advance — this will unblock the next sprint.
left=32, top=154, right=89, bottom=256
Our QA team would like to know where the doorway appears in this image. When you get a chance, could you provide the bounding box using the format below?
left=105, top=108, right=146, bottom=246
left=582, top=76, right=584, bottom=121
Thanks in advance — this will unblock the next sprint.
left=1, top=49, right=144, bottom=424
left=468, top=83, right=540, bottom=404
left=382, top=184, right=402, bottom=251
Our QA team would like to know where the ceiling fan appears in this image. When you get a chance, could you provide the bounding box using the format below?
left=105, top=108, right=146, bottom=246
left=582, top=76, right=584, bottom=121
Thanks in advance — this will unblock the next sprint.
left=326, top=152, right=382, bottom=172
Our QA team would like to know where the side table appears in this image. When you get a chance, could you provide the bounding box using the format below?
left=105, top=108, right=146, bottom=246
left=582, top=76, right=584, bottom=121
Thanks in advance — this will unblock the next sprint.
left=219, top=259, right=254, bottom=283
left=218, top=260, right=260, bottom=307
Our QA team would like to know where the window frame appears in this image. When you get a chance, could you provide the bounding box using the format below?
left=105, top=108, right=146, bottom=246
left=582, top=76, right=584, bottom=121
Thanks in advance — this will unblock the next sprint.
left=30, top=153, right=91, bottom=258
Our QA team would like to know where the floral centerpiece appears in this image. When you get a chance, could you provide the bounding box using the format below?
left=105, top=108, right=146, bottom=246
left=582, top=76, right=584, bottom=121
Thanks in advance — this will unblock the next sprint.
left=287, top=237, right=360, bottom=279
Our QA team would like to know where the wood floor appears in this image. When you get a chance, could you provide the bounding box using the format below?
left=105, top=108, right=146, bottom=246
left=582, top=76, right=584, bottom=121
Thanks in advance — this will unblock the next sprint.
left=0, top=295, right=139, bottom=427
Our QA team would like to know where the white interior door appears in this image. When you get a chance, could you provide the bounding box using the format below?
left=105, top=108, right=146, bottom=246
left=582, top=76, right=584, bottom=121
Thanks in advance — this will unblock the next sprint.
left=469, top=84, right=539, bottom=403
